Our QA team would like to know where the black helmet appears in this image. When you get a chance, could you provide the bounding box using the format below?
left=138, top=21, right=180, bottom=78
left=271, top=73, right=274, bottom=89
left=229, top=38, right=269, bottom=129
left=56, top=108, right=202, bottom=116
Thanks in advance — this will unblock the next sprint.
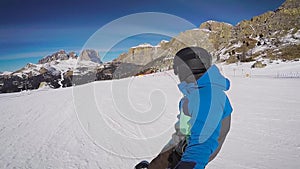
left=173, top=47, right=212, bottom=83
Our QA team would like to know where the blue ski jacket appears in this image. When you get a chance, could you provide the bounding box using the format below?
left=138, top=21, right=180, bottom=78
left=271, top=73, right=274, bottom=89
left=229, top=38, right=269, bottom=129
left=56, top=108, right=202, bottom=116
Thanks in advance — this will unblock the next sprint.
left=177, top=65, right=233, bottom=169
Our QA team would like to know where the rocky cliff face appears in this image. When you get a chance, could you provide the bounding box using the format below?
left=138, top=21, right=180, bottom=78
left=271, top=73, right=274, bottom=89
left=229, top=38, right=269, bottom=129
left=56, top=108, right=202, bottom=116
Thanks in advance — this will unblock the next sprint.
left=219, top=0, right=300, bottom=62
left=236, top=0, right=300, bottom=40
left=114, top=41, right=169, bottom=65
left=113, top=21, right=235, bottom=66
left=114, top=26, right=229, bottom=66
left=199, top=21, right=234, bottom=53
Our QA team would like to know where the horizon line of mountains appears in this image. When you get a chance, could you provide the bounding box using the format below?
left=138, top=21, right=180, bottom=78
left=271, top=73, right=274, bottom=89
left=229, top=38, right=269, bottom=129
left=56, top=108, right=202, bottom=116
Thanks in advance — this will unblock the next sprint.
left=0, top=0, right=299, bottom=93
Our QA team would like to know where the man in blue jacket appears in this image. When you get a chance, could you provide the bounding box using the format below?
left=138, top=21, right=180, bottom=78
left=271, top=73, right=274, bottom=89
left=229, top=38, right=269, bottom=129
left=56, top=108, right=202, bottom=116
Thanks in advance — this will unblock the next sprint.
left=144, top=47, right=233, bottom=169
left=172, top=47, right=233, bottom=169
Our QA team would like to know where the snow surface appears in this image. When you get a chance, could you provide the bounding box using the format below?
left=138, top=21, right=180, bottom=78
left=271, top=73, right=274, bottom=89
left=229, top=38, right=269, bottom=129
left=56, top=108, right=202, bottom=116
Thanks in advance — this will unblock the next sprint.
left=131, top=43, right=156, bottom=49
left=160, top=40, right=169, bottom=44
left=0, top=71, right=13, bottom=76
left=130, top=40, right=170, bottom=49
left=280, top=29, right=300, bottom=45
left=1, top=62, right=300, bottom=169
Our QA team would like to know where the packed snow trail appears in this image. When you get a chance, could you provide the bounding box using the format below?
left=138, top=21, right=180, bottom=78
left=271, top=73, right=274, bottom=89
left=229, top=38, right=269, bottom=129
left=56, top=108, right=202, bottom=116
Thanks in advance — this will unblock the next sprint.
left=0, top=88, right=107, bottom=169
left=0, top=62, right=300, bottom=168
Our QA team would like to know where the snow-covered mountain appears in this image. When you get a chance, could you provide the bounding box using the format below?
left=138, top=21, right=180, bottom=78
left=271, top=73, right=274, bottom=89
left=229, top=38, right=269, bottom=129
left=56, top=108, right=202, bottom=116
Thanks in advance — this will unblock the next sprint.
left=0, top=48, right=146, bottom=93
left=0, top=49, right=104, bottom=93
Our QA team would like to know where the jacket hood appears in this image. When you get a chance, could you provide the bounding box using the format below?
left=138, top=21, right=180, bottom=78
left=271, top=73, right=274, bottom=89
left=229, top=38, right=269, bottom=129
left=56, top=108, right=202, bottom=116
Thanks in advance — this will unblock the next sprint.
left=178, top=65, right=230, bottom=95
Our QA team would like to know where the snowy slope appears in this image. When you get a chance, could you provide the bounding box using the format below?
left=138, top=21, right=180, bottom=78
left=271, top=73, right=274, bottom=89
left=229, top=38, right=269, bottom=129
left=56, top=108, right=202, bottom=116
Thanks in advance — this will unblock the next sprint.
left=1, top=62, right=300, bottom=169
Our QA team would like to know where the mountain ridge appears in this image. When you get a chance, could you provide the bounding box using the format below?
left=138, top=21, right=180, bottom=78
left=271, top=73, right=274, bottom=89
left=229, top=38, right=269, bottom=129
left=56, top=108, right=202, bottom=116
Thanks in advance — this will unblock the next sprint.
left=114, top=0, right=299, bottom=70
left=0, top=0, right=299, bottom=93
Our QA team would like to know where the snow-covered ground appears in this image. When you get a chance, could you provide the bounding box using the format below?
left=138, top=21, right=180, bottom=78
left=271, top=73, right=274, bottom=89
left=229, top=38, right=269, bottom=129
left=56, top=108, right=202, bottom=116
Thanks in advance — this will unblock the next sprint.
left=1, top=62, right=300, bottom=169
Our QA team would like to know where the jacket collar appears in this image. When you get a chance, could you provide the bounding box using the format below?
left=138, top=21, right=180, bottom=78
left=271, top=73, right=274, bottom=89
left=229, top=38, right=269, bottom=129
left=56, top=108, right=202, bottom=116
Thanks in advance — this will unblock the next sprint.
left=177, top=65, right=230, bottom=95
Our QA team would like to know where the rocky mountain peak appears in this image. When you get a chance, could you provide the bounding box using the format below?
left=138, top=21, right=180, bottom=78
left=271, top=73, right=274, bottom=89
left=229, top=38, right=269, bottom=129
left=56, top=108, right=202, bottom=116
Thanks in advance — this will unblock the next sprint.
left=279, top=0, right=300, bottom=9
left=79, top=49, right=102, bottom=64
left=38, top=50, right=78, bottom=64
left=69, top=51, right=78, bottom=59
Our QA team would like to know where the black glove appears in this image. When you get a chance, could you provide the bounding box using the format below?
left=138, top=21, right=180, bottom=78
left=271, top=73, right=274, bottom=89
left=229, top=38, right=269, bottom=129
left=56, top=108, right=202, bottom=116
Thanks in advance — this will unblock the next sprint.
left=167, top=139, right=187, bottom=169
left=167, top=148, right=182, bottom=169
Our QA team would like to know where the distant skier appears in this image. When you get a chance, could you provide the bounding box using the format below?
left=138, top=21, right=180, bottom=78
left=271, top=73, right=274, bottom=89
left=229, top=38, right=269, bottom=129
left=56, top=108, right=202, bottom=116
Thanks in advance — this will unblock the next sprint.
left=136, top=47, right=233, bottom=169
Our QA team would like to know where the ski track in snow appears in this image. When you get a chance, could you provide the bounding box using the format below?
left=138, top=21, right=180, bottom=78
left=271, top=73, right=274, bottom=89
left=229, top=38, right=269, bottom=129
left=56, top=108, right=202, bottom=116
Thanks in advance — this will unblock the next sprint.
left=0, top=62, right=300, bottom=169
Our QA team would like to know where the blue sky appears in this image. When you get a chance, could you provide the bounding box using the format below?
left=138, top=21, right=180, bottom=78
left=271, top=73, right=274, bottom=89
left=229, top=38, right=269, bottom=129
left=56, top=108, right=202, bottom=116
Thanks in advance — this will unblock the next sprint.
left=0, top=0, right=285, bottom=72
